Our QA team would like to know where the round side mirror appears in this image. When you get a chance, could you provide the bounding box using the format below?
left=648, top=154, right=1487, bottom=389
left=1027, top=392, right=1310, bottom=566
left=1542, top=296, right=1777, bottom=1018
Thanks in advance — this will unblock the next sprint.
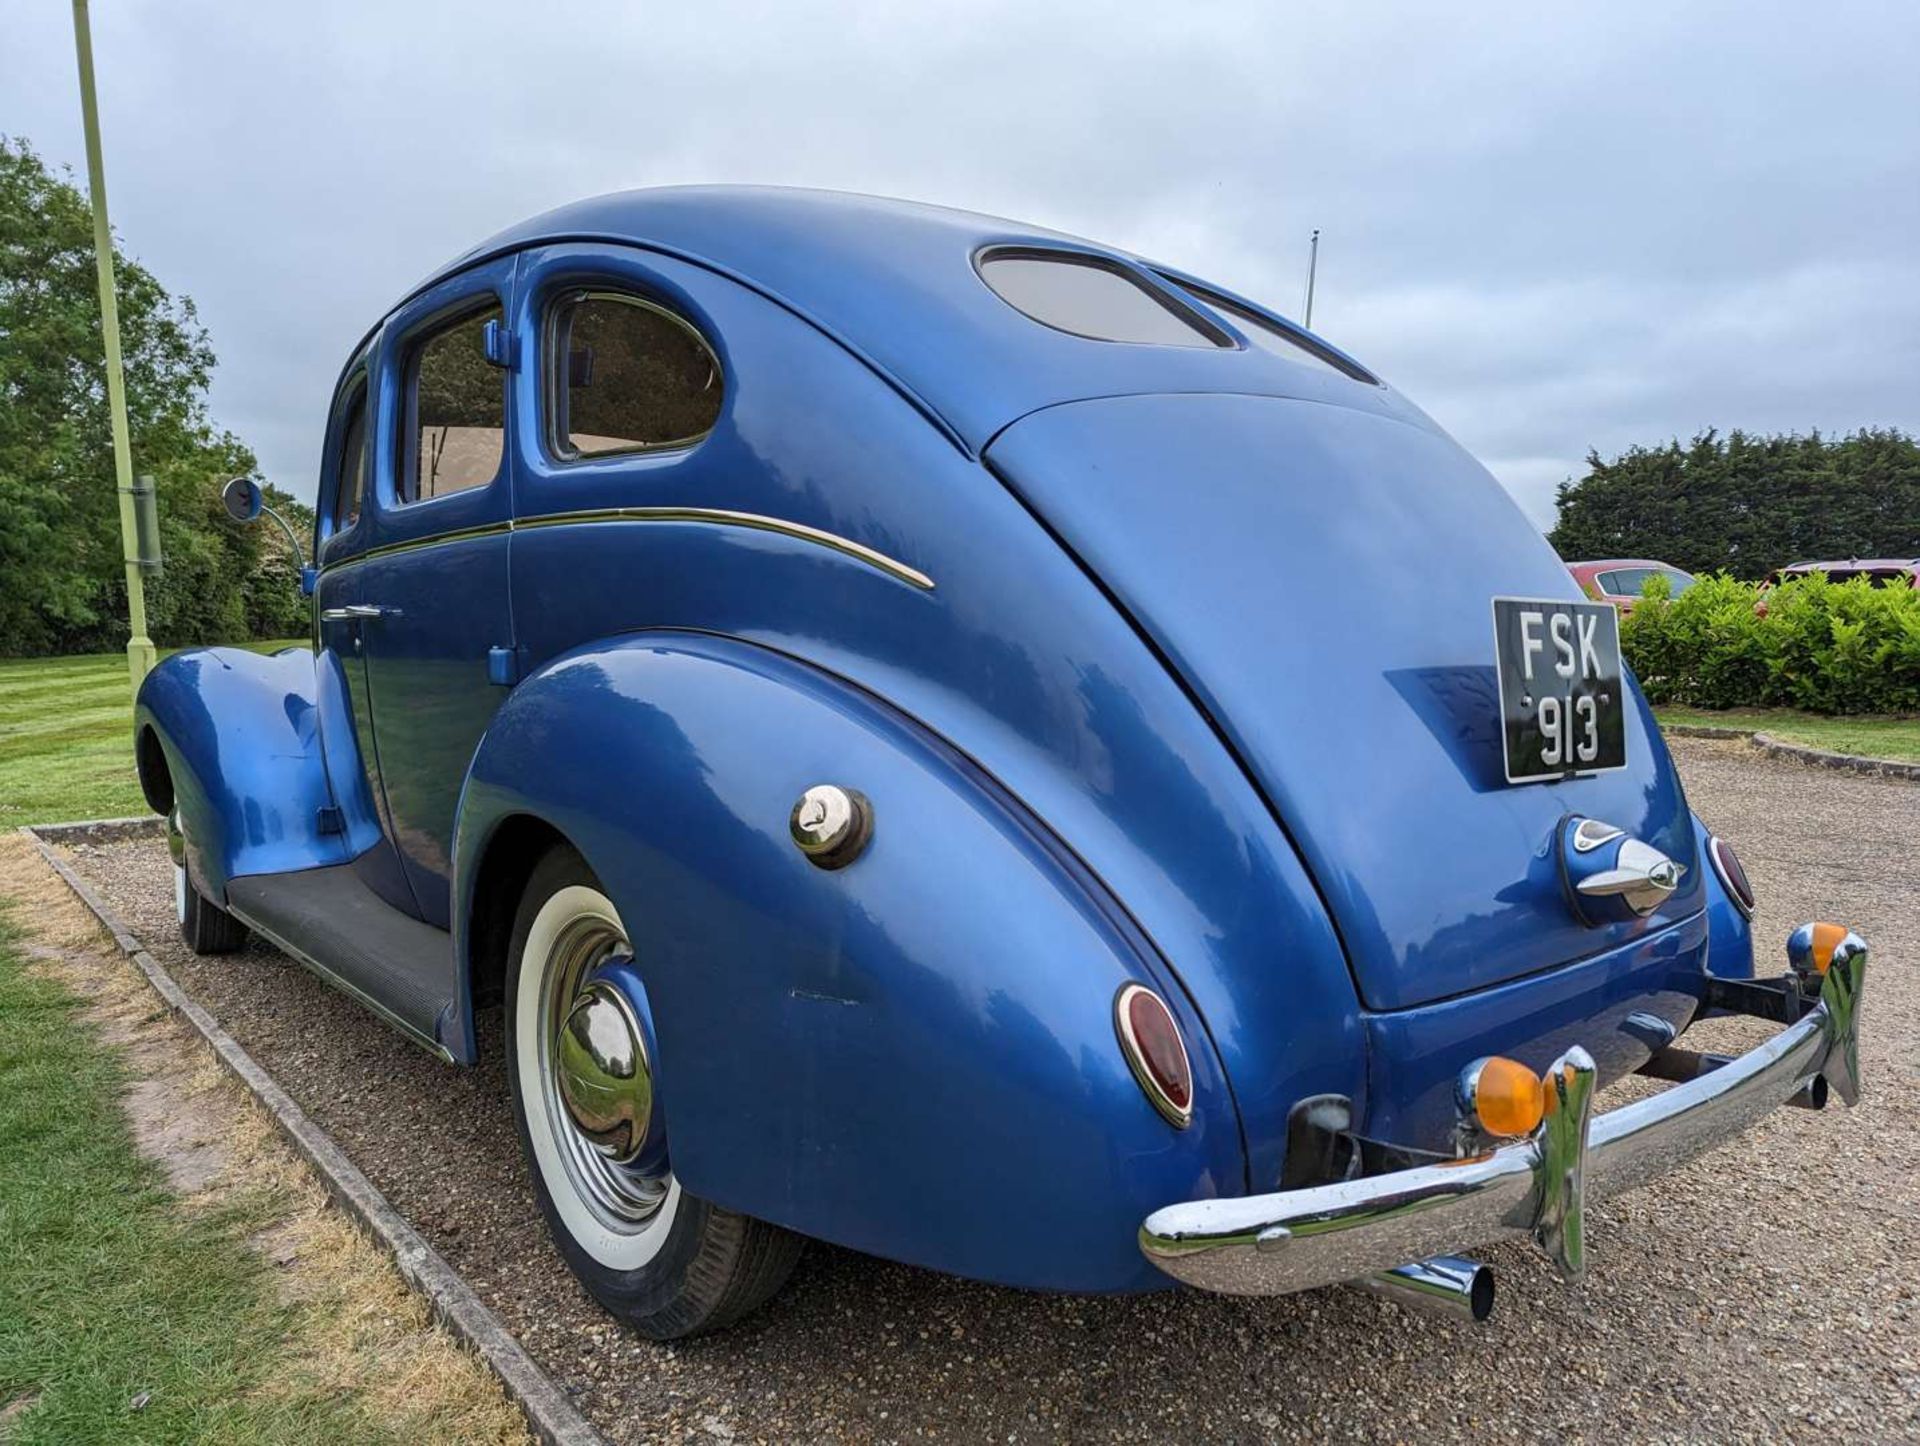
left=221, top=476, right=264, bottom=523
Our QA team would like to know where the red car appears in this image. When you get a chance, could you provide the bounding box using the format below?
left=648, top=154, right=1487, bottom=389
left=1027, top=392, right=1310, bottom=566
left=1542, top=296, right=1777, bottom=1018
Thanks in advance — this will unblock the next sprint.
left=1566, top=558, right=1696, bottom=612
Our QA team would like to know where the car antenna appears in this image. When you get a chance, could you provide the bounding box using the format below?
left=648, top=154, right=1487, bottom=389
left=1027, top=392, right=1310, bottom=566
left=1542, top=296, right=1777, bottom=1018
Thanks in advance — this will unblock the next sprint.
left=1302, top=229, right=1321, bottom=330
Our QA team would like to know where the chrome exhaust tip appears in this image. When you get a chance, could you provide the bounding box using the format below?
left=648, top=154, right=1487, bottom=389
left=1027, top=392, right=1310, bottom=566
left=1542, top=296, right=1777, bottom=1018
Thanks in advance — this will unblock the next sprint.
left=1358, top=1255, right=1495, bottom=1322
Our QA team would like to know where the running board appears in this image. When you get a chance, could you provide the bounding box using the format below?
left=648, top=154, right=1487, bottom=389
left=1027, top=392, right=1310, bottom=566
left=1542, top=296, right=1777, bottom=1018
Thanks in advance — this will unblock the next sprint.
left=225, top=865, right=457, bottom=1061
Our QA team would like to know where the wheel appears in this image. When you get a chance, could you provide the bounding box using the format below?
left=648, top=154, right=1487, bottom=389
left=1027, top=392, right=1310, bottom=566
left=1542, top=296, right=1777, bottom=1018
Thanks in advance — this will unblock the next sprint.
left=170, top=811, right=249, bottom=955
left=505, top=844, right=803, bottom=1339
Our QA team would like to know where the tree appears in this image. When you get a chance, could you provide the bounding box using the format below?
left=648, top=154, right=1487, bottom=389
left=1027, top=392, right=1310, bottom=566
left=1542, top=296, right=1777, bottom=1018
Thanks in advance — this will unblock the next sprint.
left=0, top=135, right=300, bottom=655
left=1548, top=428, right=1920, bottom=579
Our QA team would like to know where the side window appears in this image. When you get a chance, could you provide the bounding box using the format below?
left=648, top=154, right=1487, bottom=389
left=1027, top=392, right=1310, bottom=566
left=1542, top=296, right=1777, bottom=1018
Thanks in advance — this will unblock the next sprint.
left=403, top=306, right=505, bottom=503
left=547, top=291, right=722, bottom=458
left=334, top=387, right=368, bottom=533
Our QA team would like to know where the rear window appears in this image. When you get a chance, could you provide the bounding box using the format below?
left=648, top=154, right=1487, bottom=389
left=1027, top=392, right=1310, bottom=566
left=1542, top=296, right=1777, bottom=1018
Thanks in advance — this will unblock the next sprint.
left=1827, top=569, right=1914, bottom=588
left=1599, top=567, right=1694, bottom=597
left=978, top=251, right=1227, bottom=348
left=1173, top=280, right=1376, bottom=383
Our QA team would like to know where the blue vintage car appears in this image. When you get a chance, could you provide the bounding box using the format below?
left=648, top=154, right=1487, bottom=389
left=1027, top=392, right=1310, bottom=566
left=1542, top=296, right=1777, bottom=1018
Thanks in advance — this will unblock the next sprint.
left=135, top=187, right=1865, bottom=1337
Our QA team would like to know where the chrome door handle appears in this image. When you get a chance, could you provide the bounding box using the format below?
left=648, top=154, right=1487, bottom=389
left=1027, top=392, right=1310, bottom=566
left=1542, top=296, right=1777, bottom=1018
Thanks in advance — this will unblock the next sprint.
left=1575, top=837, right=1686, bottom=914
left=318, top=604, right=400, bottom=621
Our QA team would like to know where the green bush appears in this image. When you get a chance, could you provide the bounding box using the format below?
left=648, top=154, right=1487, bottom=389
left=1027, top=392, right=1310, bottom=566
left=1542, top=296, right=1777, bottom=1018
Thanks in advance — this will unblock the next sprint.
left=1621, top=572, right=1920, bottom=714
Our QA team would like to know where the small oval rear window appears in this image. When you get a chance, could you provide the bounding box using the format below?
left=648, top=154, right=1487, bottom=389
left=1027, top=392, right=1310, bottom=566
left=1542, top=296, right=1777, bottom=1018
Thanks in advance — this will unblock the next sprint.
left=979, top=252, right=1227, bottom=348
left=1173, top=280, right=1376, bottom=383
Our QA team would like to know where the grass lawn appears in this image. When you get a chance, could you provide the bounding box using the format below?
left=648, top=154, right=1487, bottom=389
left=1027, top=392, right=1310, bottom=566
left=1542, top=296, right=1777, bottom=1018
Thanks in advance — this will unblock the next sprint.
left=0, top=905, right=411, bottom=1443
left=1655, top=706, right=1920, bottom=763
left=0, top=642, right=303, bottom=829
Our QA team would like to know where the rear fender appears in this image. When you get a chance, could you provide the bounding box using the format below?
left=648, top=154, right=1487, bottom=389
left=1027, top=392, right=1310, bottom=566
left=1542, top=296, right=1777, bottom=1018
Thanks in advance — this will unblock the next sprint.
left=1694, top=810, right=1755, bottom=981
left=134, top=647, right=349, bottom=896
left=454, top=632, right=1243, bottom=1291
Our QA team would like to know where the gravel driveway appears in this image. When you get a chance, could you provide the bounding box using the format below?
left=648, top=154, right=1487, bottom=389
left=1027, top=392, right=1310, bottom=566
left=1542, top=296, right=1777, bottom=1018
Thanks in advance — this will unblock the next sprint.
left=56, top=738, right=1919, bottom=1443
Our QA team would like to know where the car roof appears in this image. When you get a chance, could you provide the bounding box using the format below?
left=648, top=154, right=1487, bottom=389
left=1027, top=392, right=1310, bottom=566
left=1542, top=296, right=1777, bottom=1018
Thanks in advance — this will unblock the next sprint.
left=1778, top=558, right=1919, bottom=571
left=1567, top=559, right=1686, bottom=573
left=400, top=186, right=1421, bottom=456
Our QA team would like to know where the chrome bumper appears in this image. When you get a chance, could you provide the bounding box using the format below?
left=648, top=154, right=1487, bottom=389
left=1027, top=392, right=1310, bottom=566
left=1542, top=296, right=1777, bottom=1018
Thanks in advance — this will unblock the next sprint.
left=1140, top=926, right=1866, bottom=1297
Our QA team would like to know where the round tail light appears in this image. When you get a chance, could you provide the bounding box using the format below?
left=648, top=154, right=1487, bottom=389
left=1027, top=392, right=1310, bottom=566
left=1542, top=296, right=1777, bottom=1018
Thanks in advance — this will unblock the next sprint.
left=1114, top=984, right=1193, bottom=1128
left=1708, top=835, right=1755, bottom=919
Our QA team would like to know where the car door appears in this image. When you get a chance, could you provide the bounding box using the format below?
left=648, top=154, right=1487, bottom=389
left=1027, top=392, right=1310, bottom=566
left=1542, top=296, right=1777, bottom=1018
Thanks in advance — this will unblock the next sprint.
left=354, top=255, right=520, bottom=928
left=311, top=360, right=420, bottom=916
left=500, top=244, right=731, bottom=674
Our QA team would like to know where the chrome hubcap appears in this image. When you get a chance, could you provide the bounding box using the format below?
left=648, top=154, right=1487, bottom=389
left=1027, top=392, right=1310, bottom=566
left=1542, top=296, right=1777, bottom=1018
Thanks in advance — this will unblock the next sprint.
left=536, top=915, right=668, bottom=1228
left=556, top=981, right=652, bottom=1163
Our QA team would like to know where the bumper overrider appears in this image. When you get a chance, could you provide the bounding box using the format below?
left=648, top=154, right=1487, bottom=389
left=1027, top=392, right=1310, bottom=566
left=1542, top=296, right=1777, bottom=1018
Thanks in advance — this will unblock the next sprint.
left=1140, top=924, right=1866, bottom=1317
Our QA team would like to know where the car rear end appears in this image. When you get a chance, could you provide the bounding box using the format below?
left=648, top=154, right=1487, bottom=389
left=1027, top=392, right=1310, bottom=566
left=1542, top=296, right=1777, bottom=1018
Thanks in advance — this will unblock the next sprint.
left=984, top=384, right=1870, bottom=1320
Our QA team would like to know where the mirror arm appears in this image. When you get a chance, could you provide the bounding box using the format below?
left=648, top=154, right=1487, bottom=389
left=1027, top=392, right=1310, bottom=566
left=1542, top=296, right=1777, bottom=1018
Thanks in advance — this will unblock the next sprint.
left=259, top=503, right=308, bottom=573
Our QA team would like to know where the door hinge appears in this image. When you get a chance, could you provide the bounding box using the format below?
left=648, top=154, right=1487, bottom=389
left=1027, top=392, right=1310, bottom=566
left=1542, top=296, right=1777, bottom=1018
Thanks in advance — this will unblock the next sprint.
left=487, top=645, right=520, bottom=687
left=482, top=318, right=517, bottom=369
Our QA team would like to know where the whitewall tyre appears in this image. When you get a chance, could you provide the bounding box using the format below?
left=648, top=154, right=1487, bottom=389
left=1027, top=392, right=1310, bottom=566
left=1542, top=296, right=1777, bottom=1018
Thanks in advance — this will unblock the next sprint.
left=504, top=843, right=804, bottom=1339
left=171, top=811, right=249, bottom=955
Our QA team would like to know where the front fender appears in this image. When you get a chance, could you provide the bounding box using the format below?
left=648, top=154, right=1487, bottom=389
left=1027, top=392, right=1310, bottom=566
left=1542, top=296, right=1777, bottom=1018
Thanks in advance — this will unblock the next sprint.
left=455, top=632, right=1244, bottom=1291
left=134, top=647, right=346, bottom=895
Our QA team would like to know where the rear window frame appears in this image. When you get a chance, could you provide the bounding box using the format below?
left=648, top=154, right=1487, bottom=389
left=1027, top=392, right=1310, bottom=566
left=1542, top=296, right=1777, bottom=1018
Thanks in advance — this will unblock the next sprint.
left=974, top=245, right=1234, bottom=349
left=541, top=286, right=726, bottom=465
left=1165, top=275, right=1379, bottom=385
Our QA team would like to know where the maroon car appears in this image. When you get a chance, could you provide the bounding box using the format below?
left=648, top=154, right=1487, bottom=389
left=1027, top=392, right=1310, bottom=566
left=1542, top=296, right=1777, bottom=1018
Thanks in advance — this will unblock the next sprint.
left=1754, top=558, right=1919, bottom=616
left=1566, top=558, right=1696, bottom=613
left=1763, top=557, right=1920, bottom=590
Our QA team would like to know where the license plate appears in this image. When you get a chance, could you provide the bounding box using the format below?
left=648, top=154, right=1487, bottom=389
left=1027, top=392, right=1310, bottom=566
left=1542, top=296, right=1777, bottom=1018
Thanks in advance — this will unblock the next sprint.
left=1491, top=597, right=1627, bottom=784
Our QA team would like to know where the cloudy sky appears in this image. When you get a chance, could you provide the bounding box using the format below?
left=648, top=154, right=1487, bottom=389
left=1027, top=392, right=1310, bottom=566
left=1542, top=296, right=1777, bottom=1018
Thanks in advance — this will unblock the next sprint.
left=7, top=1, right=1917, bottom=527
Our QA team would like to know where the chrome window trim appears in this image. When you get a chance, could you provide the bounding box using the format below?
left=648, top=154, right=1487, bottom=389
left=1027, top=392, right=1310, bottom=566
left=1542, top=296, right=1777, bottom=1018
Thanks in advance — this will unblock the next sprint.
left=542, top=287, right=724, bottom=463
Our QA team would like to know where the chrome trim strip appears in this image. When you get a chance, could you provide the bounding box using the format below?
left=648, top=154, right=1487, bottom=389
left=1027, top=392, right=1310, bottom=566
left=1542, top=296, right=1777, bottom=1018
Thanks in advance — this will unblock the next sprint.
left=512, top=507, right=935, bottom=590
left=226, top=904, right=457, bottom=1064
left=1140, top=929, right=1865, bottom=1297
left=318, top=508, right=933, bottom=590
left=319, top=521, right=512, bottom=574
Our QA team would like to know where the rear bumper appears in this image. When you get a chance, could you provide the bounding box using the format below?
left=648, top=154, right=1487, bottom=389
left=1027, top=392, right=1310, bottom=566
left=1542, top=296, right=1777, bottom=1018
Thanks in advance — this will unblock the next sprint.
left=1140, top=925, right=1865, bottom=1296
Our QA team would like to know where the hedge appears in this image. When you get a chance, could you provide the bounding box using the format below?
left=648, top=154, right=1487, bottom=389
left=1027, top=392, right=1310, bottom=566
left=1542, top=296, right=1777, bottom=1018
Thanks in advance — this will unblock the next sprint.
left=1619, top=572, right=1920, bottom=714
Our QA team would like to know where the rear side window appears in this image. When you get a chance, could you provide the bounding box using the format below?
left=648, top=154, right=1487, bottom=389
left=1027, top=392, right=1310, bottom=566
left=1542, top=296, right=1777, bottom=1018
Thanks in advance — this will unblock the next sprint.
left=978, top=251, right=1227, bottom=348
left=1599, top=567, right=1692, bottom=597
left=548, top=292, right=722, bottom=457
left=1175, top=280, right=1377, bottom=383
left=404, top=306, right=505, bottom=503
left=334, top=387, right=367, bottom=533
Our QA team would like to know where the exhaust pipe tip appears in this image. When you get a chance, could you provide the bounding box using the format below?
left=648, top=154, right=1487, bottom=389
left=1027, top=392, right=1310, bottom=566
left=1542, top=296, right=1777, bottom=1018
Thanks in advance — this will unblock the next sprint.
left=1359, top=1255, right=1495, bottom=1323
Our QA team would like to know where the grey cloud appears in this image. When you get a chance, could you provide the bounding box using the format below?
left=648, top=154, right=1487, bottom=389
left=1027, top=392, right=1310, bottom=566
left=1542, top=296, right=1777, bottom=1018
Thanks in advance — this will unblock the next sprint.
left=6, top=0, right=1915, bottom=528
